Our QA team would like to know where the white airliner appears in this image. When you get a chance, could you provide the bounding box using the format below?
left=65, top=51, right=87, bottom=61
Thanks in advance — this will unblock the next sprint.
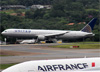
left=1, top=18, right=97, bottom=42
left=2, top=57, right=100, bottom=72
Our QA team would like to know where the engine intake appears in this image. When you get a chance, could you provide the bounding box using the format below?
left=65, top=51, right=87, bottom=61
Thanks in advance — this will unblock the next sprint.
left=38, top=35, right=45, bottom=41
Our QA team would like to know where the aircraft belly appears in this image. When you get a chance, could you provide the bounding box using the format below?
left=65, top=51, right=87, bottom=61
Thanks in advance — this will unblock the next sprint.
left=57, top=34, right=83, bottom=40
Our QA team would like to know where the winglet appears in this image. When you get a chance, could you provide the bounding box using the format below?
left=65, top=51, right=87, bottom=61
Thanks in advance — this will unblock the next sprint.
left=81, top=18, right=97, bottom=32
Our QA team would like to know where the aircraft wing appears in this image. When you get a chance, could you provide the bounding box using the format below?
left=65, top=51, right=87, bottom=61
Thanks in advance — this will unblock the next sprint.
left=44, top=31, right=69, bottom=37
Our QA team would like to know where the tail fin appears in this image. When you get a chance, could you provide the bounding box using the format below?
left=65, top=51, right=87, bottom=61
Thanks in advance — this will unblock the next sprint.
left=81, top=18, right=97, bottom=32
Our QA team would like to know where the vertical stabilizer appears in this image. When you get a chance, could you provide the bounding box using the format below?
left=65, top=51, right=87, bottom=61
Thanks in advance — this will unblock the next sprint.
left=81, top=18, right=97, bottom=32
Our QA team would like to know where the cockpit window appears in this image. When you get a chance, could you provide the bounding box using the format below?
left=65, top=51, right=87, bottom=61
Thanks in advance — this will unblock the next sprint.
left=5, top=31, right=7, bottom=32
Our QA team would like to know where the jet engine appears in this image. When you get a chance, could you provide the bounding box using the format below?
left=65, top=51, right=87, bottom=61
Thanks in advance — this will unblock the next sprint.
left=38, top=35, right=46, bottom=41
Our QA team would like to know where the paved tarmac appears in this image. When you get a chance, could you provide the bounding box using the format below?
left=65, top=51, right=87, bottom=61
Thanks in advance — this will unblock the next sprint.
left=0, top=43, right=100, bottom=64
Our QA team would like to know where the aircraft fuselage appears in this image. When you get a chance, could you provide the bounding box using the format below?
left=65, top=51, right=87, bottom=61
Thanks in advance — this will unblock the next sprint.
left=1, top=29, right=94, bottom=40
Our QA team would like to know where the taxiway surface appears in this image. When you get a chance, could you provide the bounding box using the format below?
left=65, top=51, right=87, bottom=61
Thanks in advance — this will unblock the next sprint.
left=0, top=43, right=100, bottom=64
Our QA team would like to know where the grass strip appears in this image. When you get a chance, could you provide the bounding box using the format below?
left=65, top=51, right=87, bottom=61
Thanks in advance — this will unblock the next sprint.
left=51, top=43, right=100, bottom=49
left=0, top=63, right=17, bottom=69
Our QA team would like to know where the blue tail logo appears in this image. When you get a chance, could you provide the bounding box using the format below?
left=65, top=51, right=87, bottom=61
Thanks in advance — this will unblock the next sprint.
left=81, top=18, right=97, bottom=32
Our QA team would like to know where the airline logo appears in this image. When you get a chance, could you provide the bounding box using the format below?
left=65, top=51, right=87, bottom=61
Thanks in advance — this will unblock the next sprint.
left=15, top=30, right=31, bottom=33
left=82, top=25, right=92, bottom=33
left=38, top=63, right=88, bottom=71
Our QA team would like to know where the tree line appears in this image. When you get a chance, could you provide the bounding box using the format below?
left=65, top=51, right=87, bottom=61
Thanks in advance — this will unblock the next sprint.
left=0, top=0, right=99, bottom=42
left=1, top=0, right=99, bottom=7
left=1, top=0, right=53, bottom=6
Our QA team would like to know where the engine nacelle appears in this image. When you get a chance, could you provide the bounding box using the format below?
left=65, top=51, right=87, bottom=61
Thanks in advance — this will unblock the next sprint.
left=38, top=35, right=46, bottom=41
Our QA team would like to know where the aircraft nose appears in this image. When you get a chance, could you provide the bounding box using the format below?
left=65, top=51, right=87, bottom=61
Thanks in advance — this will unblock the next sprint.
left=2, top=68, right=19, bottom=72
left=1, top=31, right=5, bottom=35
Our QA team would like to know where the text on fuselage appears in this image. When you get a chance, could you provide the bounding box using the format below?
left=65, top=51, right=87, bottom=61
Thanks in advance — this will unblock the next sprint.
left=38, top=63, right=88, bottom=71
left=15, top=30, right=31, bottom=33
